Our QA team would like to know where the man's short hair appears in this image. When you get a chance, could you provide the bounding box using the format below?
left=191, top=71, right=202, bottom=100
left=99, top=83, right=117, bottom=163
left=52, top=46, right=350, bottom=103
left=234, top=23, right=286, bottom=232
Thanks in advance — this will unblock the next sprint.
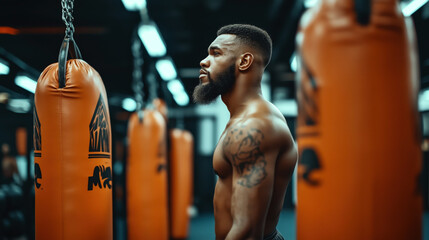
left=217, top=24, right=272, bottom=67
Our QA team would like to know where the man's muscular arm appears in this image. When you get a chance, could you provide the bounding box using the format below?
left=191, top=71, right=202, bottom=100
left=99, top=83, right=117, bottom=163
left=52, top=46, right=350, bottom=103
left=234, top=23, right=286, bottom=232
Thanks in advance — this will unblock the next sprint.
left=223, top=119, right=279, bottom=240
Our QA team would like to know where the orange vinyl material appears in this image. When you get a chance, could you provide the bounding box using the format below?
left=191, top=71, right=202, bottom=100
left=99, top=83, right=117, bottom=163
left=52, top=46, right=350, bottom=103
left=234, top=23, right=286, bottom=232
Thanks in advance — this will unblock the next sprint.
left=169, top=129, right=194, bottom=239
left=16, top=127, right=27, bottom=156
left=296, top=1, right=422, bottom=239
left=34, top=59, right=113, bottom=240
left=152, top=98, right=168, bottom=122
left=127, top=110, right=169, bottom=240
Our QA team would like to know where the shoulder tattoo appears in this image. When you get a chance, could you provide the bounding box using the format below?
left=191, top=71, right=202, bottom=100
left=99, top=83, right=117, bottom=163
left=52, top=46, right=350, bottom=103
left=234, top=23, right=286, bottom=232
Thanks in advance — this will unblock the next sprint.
left=223, top=126, right=267, bottom=188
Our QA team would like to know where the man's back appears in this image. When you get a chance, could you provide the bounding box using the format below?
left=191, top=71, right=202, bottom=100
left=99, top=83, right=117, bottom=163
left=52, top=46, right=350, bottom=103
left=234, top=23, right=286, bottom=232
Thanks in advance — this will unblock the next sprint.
left=212, top=98, right=297, bottom=239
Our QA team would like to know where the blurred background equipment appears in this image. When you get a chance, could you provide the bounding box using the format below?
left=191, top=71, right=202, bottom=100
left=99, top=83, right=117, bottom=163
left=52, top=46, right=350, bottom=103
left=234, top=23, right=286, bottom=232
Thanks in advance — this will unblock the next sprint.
left=296, top=0, right=422, bottom=239
left=169, top=128, right=194, bottom=240
left=0, top=142, right=26, bottom=239
left=125, top=11, right=169, bottom=237
left=126, top=109, right=169, bottom=240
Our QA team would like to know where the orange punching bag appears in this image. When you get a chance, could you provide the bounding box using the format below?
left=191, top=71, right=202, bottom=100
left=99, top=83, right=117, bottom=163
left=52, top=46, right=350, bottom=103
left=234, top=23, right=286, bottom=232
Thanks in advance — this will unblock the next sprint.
left=170, top=128, right=194, bottom=239
left=153, top=98, right=168, bottom=121
left=127, top=109, right=169, bottom=240
left=16, top=127, right=27, bottom=156
left=296, top=0, right=422, bottom=239
left=34, top=34, right=113, bottom=239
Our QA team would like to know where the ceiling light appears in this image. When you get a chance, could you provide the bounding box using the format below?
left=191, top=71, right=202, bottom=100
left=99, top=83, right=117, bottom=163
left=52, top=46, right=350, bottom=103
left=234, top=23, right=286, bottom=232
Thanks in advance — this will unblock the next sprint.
left=422, top=89, right=429, bottom=101
left=402, top=0, right=428, bottom=16
left=290, top=53, right=298, bottom=72
left=172, top=92, right=189, bottom=106
left=156, top=58, right=177, bottom=81
left=138, top=23, right=167, bottom=57
left=167, top=79, right=189, bottom=106
left=7, top=99, right=31, bottom=113
left=122, top=97, right=137, bottom=112
left=304, top=0, right=318, bottom=8
left=0, top=59, right=9, bottom=75
left=420, top=89, right=429, bottom=111
left=15, top=74, right=36, bottom=93
left=167, top=79, right=185, bottom=94
left=122, top=0, right=146, bottom=11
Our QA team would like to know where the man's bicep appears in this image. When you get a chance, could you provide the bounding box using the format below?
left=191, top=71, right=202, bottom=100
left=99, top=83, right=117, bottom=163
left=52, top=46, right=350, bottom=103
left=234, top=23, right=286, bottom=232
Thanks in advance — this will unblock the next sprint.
left=230, top=128, right=267, bottom=188
left=229, top=147, right=277, bottom=233
left=224, top=121, right=273, bottom=187
left=225, top=122, right=277, bottom=223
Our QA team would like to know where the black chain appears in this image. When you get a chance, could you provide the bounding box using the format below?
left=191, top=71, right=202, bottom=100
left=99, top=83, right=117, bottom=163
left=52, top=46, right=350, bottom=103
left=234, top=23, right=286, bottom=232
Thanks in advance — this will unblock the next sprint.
left=61, top=0, right=75, bottom=38
left=146, top=72, right=157, bottom=104
left=131, top=37, right=145, bottom=112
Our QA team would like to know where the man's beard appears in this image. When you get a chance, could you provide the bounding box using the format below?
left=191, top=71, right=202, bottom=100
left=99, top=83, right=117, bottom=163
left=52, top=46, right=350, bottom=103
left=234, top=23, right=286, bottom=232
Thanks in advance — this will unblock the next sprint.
left=193, top=64, right=236, bottom=104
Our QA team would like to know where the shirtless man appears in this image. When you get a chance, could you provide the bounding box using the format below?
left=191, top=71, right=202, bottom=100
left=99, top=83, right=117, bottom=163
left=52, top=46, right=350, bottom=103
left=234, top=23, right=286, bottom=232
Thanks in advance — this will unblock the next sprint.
left=193, top=24, right=297, bottom=240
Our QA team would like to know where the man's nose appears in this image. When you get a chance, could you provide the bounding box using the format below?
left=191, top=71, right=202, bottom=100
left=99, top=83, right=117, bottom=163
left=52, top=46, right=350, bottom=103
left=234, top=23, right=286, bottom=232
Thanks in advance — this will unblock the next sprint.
left=200, top=56, right=209, bottom=68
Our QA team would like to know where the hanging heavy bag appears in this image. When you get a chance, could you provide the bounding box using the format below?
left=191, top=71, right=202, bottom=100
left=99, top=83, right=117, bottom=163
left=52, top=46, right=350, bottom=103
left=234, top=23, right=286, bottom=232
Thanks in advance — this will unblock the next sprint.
left=169, top=128, right=194, bottom=240
left=126, top=109, right=169, bottom=240
left=16, top=127, right=27, bottom=156
left=296, top=0, right=422, bottom=239
left=34, top=1, right=112, bottom=239
left=152, top=98, right=168, bottom=122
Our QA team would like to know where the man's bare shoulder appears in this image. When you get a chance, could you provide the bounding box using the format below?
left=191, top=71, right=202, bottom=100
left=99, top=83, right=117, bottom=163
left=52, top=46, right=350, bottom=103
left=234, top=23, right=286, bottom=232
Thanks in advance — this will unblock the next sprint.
left=220, top=103, right=296, bottom=187
left=240, top=100, right=293, bottom=144
left=224, top=115, right=292, bottom=153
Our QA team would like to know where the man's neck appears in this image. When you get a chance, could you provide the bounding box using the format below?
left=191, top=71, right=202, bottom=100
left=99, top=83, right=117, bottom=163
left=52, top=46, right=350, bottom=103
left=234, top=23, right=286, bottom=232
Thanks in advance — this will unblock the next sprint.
left=221, top=74, right=263, bottom=117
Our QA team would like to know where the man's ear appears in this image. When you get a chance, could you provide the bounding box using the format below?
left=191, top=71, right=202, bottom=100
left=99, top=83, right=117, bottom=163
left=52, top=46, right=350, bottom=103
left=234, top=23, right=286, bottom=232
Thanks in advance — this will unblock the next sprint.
left=238, top=52, right=254, bottom=71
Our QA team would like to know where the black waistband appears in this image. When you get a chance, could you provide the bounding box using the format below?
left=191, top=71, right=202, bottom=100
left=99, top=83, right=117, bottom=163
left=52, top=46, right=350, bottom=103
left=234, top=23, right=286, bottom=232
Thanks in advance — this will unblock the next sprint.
left=263, top=229, right=282, bottom=240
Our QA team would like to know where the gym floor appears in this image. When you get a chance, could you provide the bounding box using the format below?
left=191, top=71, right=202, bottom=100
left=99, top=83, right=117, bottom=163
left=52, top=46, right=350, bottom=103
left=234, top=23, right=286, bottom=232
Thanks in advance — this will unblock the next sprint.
left=188, top=210, right=429, bottom=240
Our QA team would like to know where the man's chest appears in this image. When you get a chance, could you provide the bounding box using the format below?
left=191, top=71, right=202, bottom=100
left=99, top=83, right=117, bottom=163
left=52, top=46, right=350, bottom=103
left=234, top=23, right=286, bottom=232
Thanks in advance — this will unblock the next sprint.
left=212, top=135, right=232, bottom=178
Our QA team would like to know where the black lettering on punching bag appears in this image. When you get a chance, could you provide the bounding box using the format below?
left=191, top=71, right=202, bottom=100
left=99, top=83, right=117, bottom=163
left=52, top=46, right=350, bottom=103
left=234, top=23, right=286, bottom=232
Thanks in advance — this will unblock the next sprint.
left=297, top=59, right=319, bottom=127
left=299, top=148, right=322, bottom=186
left=89, top=94, right=111, bottom=159
left=88, top=165, right=112, bottom=191
left=157, top=164, right=167, bottom=173
left=34, top=107, right=42, bottom=157
left=157, top=139, right=167, bottom=173
left=35, top=163, right=42, bottom=189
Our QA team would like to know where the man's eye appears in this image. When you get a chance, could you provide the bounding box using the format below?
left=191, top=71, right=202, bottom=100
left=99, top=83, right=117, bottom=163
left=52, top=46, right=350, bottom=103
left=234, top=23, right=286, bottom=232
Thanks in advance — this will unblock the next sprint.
left=214, top=51, right=220, bottom=56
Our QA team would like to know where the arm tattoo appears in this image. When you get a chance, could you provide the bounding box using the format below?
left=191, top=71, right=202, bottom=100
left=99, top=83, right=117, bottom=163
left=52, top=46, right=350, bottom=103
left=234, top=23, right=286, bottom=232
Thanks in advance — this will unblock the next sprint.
left=224, top=126, right=267, bottom=188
